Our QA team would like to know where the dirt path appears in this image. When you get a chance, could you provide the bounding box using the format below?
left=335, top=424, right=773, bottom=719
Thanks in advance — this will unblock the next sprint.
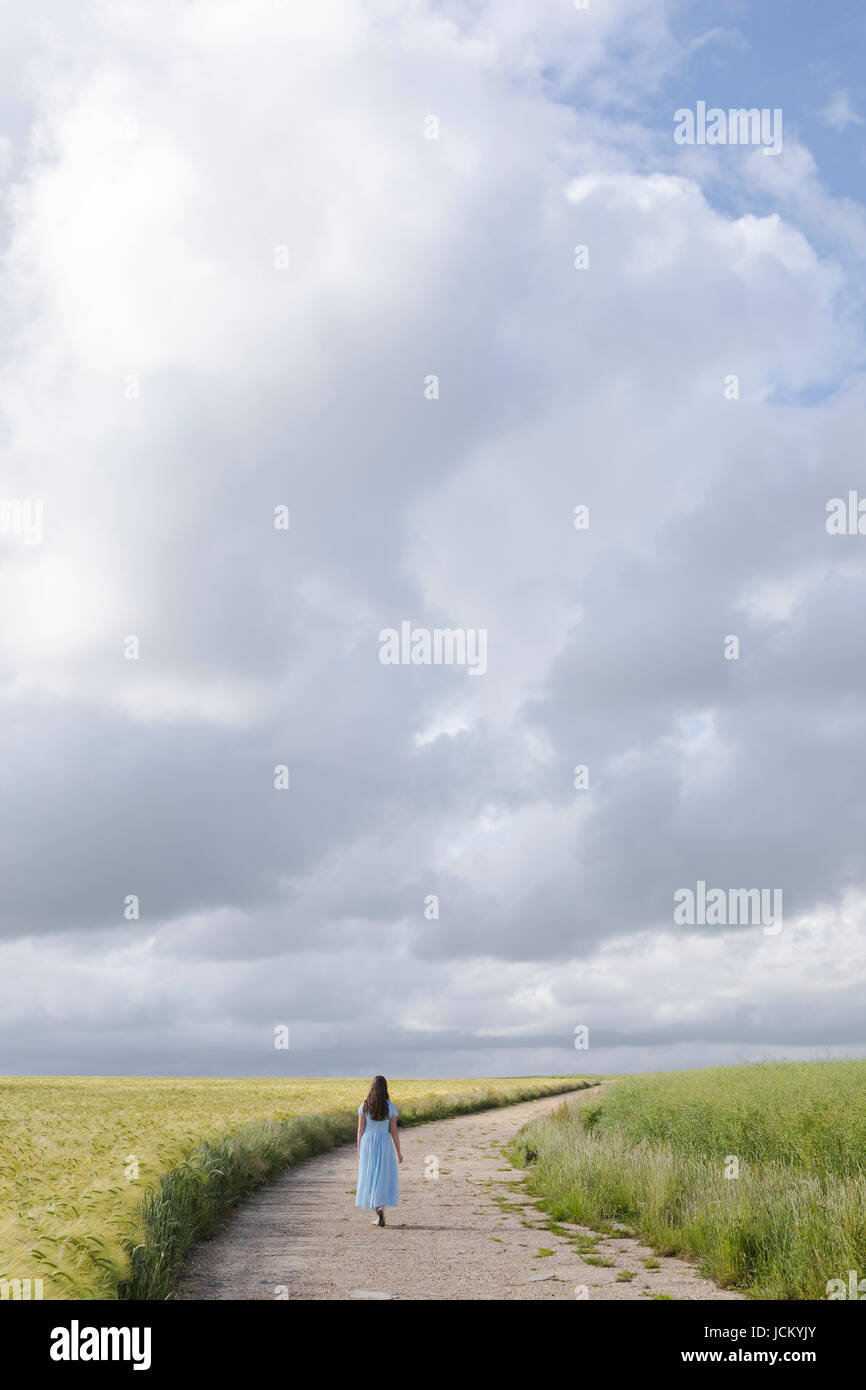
left=176, top=1088, right=744, bottom=1301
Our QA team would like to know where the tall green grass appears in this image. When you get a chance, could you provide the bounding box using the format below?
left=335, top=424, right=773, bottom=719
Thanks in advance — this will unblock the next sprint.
left=123, top=1077, right=595, bottom=1300
left=509, top=1061, right=866, bottom=1300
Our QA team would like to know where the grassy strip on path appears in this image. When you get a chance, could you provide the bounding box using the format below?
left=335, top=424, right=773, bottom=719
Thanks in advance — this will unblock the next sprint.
left=507, top=1061, right=866, bottom=1300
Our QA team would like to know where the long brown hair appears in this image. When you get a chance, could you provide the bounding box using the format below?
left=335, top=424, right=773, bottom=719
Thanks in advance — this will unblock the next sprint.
left=363, top=1074, right=390, bottom=1122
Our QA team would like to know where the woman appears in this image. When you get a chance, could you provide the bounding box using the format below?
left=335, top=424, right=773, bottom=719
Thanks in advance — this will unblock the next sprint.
left=356, top=1074, right=403, bottom=1226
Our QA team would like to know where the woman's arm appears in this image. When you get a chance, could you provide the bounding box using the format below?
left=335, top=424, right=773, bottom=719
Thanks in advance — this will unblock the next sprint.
left=357, top=1112, right=366, bottom=1145
left=389, top=1115, right=403, bottom=1163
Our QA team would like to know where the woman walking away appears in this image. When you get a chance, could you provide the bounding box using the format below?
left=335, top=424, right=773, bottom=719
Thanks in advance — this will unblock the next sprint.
left=356, top=1074, right=402, bottom=1227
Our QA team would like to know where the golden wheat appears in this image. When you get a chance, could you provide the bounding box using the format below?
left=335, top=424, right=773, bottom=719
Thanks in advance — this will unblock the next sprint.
left=0, top=1075, right=585, bottom=1299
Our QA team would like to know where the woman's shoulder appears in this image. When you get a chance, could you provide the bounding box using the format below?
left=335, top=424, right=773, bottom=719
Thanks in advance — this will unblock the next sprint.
left=388, top=1099, right=398, bottom=1116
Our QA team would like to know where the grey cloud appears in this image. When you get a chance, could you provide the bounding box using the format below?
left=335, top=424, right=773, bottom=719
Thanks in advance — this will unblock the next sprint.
left=1, top=0, right=865, bottom=1074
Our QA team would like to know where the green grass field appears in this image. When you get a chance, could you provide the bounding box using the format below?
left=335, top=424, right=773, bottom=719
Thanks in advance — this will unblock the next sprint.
left=509, top=1060, right=866, bottom=1300
left=0, top=1074, right=592, bottom=1300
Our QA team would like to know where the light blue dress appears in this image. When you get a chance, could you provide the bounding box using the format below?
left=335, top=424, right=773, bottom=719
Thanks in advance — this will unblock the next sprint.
left=356, top=1099, right=399, bottom=1208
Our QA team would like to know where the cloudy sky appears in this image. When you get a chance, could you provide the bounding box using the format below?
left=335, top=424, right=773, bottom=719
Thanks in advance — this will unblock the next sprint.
left=2, top=0, right=866, bottom=1078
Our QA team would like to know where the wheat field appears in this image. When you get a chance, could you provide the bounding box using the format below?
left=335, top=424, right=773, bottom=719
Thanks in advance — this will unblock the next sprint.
left=0, top=1074, right=587, bottom=1299
left=510, top=1060, right=866, bottom=1299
